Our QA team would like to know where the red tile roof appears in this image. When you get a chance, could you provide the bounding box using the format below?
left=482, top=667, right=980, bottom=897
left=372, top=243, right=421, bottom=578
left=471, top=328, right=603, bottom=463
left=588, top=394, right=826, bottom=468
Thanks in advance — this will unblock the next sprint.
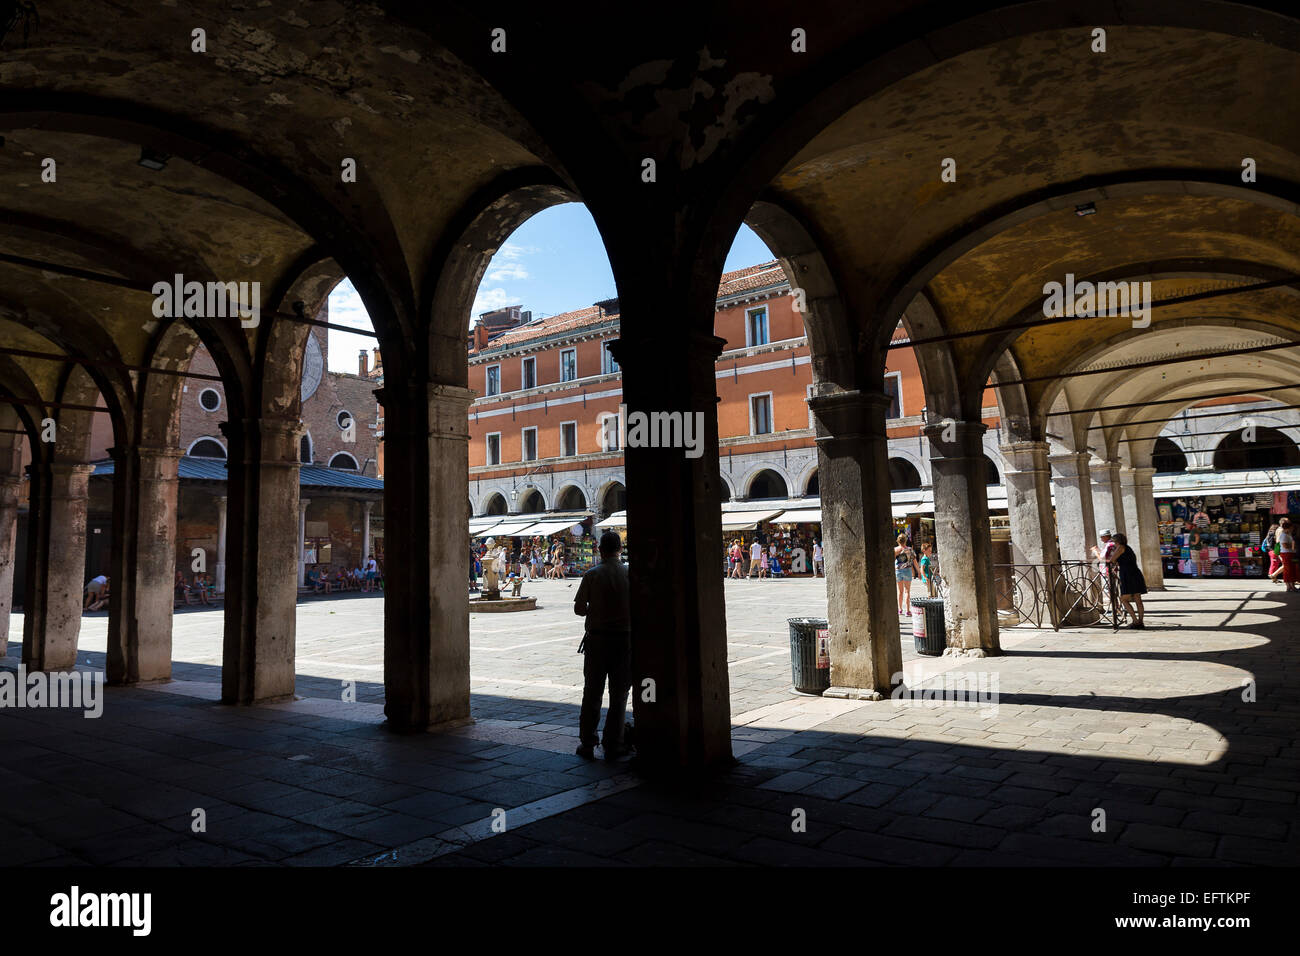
left=469, top=260, right=787, bottom=355
left=717, top=261, right=786, bottom=297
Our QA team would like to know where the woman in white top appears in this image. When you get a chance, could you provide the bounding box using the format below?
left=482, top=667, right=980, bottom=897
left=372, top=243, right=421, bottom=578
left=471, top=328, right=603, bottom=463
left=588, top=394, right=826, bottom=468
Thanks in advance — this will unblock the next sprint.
left=1278, top=517, right=1297, bottom=592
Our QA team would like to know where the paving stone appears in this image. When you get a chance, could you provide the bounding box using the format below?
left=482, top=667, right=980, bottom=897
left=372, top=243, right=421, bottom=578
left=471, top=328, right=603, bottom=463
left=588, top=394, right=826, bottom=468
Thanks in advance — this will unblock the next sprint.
left=1118, top=823, right=1218, bottom=858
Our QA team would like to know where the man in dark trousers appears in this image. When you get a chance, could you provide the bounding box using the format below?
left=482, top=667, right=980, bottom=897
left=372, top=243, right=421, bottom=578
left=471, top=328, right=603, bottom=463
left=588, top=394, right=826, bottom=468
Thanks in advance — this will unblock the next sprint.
left=574, top=531, right=631, bottom=761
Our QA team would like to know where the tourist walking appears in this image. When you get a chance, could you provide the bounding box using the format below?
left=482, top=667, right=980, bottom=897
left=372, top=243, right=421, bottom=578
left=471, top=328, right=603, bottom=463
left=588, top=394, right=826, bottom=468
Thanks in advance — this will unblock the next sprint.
left=1265, top=523, right=1284, bottom=584
left=749, top=539, right=762, bottom=578
left=574, top=531, right=632, bottom=762
left=894, top=534, right=922, bottom=615
left=1278, top=518, right=1297, bottom=592
left=812, top=540, right=824, bottom=577
left=1109, top=532, right=1148, bottom=627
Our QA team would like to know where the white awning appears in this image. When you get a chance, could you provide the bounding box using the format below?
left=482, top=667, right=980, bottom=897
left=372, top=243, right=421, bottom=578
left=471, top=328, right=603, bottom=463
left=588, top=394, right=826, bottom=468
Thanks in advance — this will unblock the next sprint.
left=514, top=519, right=585, bottom=536
left=596, top=510, right=628, bottom=529
left=1155, top=483, right=1300, bottom=498
left=478, top=519, right=539, bottom=538
left=771, top=508, right=822, bottom=524
left=469, top=517, right=503, bottom=534
left=721, top=509, right=782, bottom=530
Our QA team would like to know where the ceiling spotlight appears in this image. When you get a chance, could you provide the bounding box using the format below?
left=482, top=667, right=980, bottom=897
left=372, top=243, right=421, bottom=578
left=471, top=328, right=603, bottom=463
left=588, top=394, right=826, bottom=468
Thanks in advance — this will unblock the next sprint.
left=138, top=148, right=170, bottom=171
left=1075, top=202, right=1097, bottom=217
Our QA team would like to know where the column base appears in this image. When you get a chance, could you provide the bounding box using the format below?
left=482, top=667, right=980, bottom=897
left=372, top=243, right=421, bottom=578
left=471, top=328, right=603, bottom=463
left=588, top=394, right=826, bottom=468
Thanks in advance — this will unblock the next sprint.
left=823, top=685, right=885, bottom=701
left=422, top=716, right=475, bottom=734
left=224, top=691, right=297, bottom=706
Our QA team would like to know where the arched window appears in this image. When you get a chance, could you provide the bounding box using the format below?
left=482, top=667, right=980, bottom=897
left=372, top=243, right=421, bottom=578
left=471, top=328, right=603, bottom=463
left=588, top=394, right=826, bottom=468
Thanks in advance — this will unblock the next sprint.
left=601, top=482, right=627, bottom=517
left=484, top=493, right=508, bottom=516
left=328, top=452, right=359, bottom=470
left=984, top=456, right=1001, bottom=486
left=556, top=485, right=587, bottom=510
left=1213, top=426, right=1300, bottom=471
left=300, top=433, right=313, bottom=464
left=887, top=458, right=921, bottom=491
left=805, top=469, right=819, bottom=496
left=518, top=488, right=545, bottom=513
left=1152, top=437, right=1188, bottom=474
left=187, top=438, right=227, bottom=459
left=748, top=469, right=788, bottom=500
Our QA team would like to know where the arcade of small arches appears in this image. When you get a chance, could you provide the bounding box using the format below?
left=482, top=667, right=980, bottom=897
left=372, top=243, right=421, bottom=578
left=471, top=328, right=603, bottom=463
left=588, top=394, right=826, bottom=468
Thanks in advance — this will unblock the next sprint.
left=2, top=1, right=1299, bottom=773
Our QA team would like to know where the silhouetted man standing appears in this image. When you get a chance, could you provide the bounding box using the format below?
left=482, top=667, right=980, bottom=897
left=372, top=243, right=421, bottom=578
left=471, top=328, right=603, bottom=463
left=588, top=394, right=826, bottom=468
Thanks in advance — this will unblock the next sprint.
left=574, top=531, right=631, bottom=761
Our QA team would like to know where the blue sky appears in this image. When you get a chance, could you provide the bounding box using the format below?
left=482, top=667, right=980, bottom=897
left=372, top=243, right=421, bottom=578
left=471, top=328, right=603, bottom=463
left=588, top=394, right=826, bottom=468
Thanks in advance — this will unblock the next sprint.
left=325, top=205, right=774, bottom=372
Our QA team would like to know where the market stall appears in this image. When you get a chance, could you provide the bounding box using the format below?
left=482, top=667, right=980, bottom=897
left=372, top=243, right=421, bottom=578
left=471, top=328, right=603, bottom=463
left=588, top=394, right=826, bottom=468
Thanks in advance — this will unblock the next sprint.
left=1157, top=492, right=1274, bottom=579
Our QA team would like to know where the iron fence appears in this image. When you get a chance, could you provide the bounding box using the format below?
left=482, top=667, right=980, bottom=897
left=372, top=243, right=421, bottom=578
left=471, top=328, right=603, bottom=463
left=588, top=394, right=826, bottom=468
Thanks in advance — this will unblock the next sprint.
left=994, top=561, right=1124, bottom=631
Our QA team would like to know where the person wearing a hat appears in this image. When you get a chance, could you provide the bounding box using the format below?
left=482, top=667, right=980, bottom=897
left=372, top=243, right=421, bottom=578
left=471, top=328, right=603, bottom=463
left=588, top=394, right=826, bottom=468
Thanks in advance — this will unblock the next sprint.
left=1090, top=529, right=1118, bottom=572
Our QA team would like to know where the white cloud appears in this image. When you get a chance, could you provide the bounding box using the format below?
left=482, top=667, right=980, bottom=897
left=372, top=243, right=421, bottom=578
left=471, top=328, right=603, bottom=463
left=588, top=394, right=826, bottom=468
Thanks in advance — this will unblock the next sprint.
left=486, top=262, right=528, bottom=281
left=473, top=286, right=512, bottom=316
left=497, top=242, right=537, bottom=260
left=327, top=279, right=374, bottom=329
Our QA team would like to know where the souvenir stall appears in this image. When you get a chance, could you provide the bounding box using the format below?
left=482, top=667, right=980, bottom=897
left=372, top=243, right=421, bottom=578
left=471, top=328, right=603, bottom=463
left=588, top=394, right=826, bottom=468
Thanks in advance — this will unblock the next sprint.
left=767, top=507, right=822, bottom=575
left=1157, top=492, right=1271, bottom=579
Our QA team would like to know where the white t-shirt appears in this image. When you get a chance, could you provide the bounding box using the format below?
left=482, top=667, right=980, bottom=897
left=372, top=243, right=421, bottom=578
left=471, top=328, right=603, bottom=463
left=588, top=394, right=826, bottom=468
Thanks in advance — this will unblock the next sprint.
left=366, top=559, right=377, bottom=572
left=1280, top=530, right=1295, bottom=554
left=750, top=542, right=761, bottom=561
left=813, top=544, right=823, bottom=561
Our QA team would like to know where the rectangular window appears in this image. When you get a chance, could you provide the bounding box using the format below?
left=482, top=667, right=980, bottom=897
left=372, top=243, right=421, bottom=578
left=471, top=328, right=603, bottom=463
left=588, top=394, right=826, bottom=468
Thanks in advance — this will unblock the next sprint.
left=521, top=427, right=538, bottom=462
left=806, top=384, right=815, bottom=429
left=521, top=356, right=536, bottom=390
left=750, top=393, right=773, bottom=436
left=486, top=432, right=501, bottom=466
left=746, top=307, right=769, bottom=347
left=560, top=348, right=577, bottom=382
left=603, top=341, right=620, bottom=374
left=561, top=421, right=578, bottom=457
left=485, top=364, right=500, bottom=397
left=884, top=371, right=902, bottom=420
left=600, top=412, right=621, bottom=451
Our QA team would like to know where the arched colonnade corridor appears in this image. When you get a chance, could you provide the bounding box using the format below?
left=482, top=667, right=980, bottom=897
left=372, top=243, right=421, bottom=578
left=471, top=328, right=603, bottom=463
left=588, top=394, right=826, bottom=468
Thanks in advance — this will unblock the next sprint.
left=1, top=1, right=1299, bottom=785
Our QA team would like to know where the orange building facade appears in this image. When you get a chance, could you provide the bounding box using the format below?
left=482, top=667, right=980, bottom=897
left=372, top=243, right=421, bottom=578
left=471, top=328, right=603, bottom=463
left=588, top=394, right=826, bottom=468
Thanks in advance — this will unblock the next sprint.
left=465, top=262, right=1008, bottom=523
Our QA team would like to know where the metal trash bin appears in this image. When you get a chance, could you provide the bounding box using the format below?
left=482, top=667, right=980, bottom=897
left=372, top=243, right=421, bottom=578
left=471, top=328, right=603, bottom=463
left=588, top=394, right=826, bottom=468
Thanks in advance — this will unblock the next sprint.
left=910, top=597, right=946, bottom=656
left=787, top=617, right=831, bottom=695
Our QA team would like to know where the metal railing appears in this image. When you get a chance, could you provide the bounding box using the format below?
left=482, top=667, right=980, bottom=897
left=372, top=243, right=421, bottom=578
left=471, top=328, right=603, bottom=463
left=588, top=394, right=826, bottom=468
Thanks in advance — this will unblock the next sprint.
left=994, top=561, right=1124, bottom=631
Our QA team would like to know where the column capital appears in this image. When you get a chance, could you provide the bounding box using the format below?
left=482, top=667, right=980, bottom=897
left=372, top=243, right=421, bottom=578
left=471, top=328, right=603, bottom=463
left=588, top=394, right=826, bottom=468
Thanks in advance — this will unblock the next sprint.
left=298, top=497, right=312, bottom=513
left=607, top=331, right=726, bottom=372
left=1048, top=450, right=1091, bottom=478
left=48, top=461, right=95, bottom=478
left=923, top=420, right=986, bottom=459
left=809, top=388, right=890, bottom=445
left=1001, top=440, right=1051, bottom=474
left=360, top=499, right=375, bottom=513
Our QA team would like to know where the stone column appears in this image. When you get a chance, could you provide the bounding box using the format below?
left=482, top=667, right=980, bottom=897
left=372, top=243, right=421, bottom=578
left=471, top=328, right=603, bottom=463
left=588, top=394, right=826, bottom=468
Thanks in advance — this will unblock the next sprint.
left=608, top=331, right=733, bottom=771
left=808, top=388, right=901, bottom=699
left=297, top=497, right=311, bottom=588
left=23, top=462, right=93, bottom=671
left=1121, top=466, right=1165, bottom=590
left=925, top=421, right=999, bottom=655
left=1091, top=458, right=1126, bottom=540
left=214, top=495, right=227, bottom=595
left=220, top=417, right=300, bottom=704
left=1048, top=452, right=1096, bottom=564
left=0, top=476, right=22, bottom=658
left=381, top=382, right=474, bottom=731
left=360, top=499, right=373, bottom=562
left=1002, top=441, right=1061, bottom=567
left=106, top=445, right=181, bottom=684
